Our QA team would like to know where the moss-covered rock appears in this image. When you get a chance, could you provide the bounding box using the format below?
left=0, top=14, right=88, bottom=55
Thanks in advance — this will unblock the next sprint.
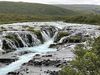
left=49, top=44, right=57, bottom=48
left=0, top=27, right=7, bottom=31
left=26, top=26, right=43, bottom=43
left=26, top=27, right=35, bottom=32
left=62, top=35, right=85, bottom=43
left=4, top=34, right=24, bottom=48
left=2, top=40, right=16, bottom=52
left=33, top=30, right=43, bottom=43
left=54, top=31, right=69, bottom=43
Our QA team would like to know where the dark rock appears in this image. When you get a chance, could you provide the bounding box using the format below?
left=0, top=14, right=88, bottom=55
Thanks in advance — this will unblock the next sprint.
left=54, top=31, right=69, bottom=43
left=7, top=72, right=18, bottom=75
left=49, top=44, right=57, bottom=48
left=0, top=58, right=17, bottom=64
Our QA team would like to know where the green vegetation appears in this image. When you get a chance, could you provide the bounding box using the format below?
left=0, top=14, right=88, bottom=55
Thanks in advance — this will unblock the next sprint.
left=0, top=14, right=100, bottom=25
left=67, top=35, right=85, bottom=43
left=0, top=2, right=76, bottom=24
left=0, top=14, right=70, bottom=24
left=65, top=14, right=100, bottom=25
left=0, top=2, right=100, bottom=25
left=0, top=2, right=75, bottom=16
left=59, top=36, right=100, bottom=75
left=54, top=4, right=100, bottom=14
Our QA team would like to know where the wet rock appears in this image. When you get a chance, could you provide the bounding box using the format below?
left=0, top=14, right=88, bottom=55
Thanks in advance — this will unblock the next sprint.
left=42, top=54, right=52, bottom=57
left=2, top=31, right=41, bottom=52
left=7, top=72, right=18, bottom=75
left=49, top=44, right=57, bottom=48
left=0, top=58, right=17, bottom=64
left=2, top=40, right=16, bottom=52
left=54, top=31, right=69, bottom=43
left=50, top=71, right=59, bottom=75
left=41, top=26, right=58, bottom=38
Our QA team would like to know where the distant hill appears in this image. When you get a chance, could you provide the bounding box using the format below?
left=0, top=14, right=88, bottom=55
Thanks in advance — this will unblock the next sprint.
left=54, top=4, right=100, bottom=14
left=0, top=1, right=76, bottom=16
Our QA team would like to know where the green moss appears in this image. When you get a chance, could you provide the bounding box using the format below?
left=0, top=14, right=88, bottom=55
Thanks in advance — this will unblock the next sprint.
left=27, top=27, right=35, bottom=32
left=65, top=14, right=100, bottom=25
left=68, top=36, right=83, bottom=43
left=5, top=35, right=15, bottom=39
left=55, top=31, right=69, bottom=42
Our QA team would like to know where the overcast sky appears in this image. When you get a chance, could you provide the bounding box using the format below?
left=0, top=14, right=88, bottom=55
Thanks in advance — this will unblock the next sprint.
left=0, top=0, right=100, bottom=5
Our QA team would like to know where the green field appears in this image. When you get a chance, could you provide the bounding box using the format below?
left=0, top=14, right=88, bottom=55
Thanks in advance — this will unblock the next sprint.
left=54, top=4, right=100, bottom=14
left=0, top=2, right=76, bottom=16
left=0, top=2, right=100, bottom=25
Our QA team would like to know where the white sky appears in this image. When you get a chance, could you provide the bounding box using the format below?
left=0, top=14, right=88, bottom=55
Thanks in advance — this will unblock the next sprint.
left=0, top=0, right=100, bottom=5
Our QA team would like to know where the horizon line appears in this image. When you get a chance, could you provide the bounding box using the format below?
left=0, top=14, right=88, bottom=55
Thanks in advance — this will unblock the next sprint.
left=0, top=1, right=100, bottom=5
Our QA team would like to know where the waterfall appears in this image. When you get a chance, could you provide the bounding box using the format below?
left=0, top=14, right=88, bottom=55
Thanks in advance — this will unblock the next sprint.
left=0, top=39, right=3, bottom=51
left=6, top=39, right=15, bottom=49
left=8, top=39, right=17, bottom=49
left=59, top=36, right=67, bottom=43
left=1, top=31, right=42, bottom=50
left=16, top=33, right=28, bottom=47
left=41, top=31, right=51, bottom=41
left=53, top=32, right=58, bottom=40
left=0, top=31, right=57, bottom=75
left=29, top=33, right=41, bottom=46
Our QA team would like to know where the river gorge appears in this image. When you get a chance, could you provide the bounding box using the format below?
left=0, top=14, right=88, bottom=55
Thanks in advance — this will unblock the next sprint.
left=0, top=21, right=100, bottom=75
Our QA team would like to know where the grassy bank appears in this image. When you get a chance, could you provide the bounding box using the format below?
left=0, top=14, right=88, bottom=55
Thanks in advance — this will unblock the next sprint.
left=0, top=14, right=100, bottom=25
left=59, top=36, right=100, bottom=75
left=0, top=14, right=67, bottom=24
left=65, top=14, right=100, bottom=25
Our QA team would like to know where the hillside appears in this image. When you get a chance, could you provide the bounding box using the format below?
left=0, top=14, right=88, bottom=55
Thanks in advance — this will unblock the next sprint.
left=54, top=4, right=100, bottom=14
left=0, top=1, right=76, bottom=16
left=0, top=2, right=100, bottom=25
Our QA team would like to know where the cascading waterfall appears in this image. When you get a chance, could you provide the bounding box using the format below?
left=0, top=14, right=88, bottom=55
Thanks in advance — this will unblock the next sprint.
left=5, top=39, right=16, bottom=49
left=41, top=31, right=51, bottom=41
left=2, top=31, right=42, bottom=50
left=59, top=36, right=68, bottom=43
left=0, top=30, right=57, bottom=75
left=8, top=39, right=17, bottom=49
left=29, top=33, right=41, bottom=46
left=16, top=33, right=28, bottom=47
left=0, top=39, right=3, bottom=51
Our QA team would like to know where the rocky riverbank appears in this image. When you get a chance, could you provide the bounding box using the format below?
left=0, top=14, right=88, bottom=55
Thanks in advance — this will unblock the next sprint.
left=7, top=43, right=75, bottom=75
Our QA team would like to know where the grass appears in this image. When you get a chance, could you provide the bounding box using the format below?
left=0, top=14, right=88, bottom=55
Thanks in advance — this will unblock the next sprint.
left=0, top=1, right=75, bottom=16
